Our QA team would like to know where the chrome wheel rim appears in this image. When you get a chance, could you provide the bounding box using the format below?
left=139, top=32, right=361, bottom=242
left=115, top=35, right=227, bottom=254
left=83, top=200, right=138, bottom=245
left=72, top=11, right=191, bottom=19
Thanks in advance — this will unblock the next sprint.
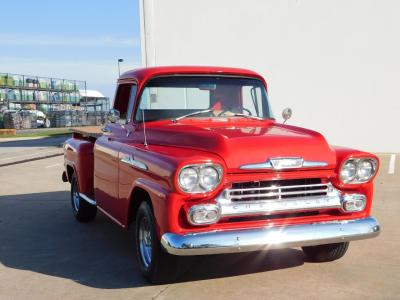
left=73, top=190, right=80, bottom=211
left=139, top=217, right=152, bottom=268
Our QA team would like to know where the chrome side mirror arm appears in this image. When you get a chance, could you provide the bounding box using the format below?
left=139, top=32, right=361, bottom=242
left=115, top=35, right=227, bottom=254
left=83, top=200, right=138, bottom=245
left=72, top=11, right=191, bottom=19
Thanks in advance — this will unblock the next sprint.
left=282, top=107, right=292, bottom=124
left=108, top=108, right=121, bottom=123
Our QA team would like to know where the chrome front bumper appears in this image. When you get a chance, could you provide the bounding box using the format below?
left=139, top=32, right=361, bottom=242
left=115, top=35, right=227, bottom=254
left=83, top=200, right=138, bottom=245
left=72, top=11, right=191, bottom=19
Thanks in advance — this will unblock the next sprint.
left=161, top=217, right=380, bottom=256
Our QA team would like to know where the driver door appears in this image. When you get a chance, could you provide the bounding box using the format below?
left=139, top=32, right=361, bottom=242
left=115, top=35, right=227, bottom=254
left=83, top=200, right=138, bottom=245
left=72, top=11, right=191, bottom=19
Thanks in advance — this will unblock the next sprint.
left=94, top=82, right=137, bottom=225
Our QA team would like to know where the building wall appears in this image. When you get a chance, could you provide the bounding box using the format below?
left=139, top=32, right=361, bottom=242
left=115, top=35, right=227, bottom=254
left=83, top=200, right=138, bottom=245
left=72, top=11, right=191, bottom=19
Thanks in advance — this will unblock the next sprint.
left=140, top=0, right=400, bottom=152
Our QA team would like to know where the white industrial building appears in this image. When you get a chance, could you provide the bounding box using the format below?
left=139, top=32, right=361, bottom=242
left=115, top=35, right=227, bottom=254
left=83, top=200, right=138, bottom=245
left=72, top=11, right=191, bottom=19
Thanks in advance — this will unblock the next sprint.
left=139, top=0, right=400, bottom=153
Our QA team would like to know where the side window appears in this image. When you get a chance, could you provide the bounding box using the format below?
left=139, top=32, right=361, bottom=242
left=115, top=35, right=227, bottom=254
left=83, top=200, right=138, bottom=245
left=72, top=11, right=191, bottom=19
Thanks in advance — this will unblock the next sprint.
left=126, top=85, right=137, bottom=121
left=113, top=84, right=137, bottom=122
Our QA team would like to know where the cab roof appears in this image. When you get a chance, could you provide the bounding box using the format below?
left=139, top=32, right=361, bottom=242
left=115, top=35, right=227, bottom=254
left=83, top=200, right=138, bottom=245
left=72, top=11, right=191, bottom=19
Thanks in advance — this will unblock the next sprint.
left=119, top=66, right=266, bottom=84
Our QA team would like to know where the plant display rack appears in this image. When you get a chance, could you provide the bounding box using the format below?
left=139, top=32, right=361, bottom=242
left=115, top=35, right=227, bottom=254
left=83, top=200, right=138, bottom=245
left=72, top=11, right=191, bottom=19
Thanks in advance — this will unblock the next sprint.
left=0, top=72, right=86, bottom=111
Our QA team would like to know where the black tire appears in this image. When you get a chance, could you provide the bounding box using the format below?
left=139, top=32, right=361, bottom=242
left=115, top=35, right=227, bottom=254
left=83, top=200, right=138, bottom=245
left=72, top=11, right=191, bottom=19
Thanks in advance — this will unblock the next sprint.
left=70, top=175, right=97, bottom=222
left=135, top=201, right=179, bottom=284
left=302, top=242, right=349, bottom=262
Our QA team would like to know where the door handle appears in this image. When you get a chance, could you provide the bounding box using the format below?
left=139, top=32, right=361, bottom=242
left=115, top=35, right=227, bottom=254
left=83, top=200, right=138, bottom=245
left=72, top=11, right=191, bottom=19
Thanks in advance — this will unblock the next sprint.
left=120, top=155, right=148, bottom=170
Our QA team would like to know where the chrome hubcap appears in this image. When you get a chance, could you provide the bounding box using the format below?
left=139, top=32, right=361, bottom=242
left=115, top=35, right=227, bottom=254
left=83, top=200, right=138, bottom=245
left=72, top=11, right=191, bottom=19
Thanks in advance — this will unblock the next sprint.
left=139, top=217, right=152, bottom=268
left=73, top=190, right=80, bottom=211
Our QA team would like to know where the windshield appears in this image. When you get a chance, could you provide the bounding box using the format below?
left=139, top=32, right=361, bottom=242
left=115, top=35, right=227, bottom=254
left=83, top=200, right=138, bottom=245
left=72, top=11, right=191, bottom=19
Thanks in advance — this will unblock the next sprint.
left=135, top=76, right=273, bottom=122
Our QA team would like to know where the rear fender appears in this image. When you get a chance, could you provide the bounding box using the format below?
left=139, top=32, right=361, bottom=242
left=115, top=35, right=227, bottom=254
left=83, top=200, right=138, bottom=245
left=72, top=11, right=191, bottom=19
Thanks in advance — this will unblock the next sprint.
left=63, top=138, right=95, bottom=197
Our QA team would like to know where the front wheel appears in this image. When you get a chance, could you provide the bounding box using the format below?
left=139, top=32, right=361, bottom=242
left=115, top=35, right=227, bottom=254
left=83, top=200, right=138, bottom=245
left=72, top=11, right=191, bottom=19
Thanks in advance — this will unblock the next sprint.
left=135, top=201, right=179, bottom=284
left=70, top=175, right=97, bottom=222
left=302, top=242, right=349, bottom=262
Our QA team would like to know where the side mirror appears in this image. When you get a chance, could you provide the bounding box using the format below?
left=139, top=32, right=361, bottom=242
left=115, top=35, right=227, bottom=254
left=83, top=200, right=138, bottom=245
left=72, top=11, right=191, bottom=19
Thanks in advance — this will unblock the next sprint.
left=108, top=109, right=120, bottom=124
left=282, top=107, right=292, bottom=124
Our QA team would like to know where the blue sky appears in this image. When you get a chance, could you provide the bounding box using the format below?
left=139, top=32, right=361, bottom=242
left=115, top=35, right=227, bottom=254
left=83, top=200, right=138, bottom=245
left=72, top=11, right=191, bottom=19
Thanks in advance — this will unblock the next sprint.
left=0, top=0, right=141, bottom=98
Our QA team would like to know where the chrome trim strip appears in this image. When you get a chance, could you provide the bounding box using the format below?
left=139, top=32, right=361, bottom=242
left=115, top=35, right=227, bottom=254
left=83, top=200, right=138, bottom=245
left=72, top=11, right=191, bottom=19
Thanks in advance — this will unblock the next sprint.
left=228, top=182, right=329, bottom=193
left=229, top=188, right=328, bottom=200
left=120, top=155, right=148, bottom=170
left=161, top=217, right=380, bottom=256
left=303, top=161, right=329, bottom=167
left=79, top=193, right=97, bottom=206
left=240, top=161, right=273, bottom=170
left=240, top=159, right=328, bottom=170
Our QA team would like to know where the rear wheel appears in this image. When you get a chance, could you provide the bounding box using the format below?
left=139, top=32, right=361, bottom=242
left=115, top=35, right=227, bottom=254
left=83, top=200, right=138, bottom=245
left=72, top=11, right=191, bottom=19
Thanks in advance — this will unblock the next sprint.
left=70, top=175, right=97, bottom=222
left=302, top=242, right=349, bottom=262
left=135, top=201, right=179, bottom=284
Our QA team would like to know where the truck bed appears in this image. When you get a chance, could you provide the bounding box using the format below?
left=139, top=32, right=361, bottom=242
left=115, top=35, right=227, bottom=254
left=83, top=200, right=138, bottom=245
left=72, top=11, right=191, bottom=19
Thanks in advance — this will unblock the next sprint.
left=72, top=126, right=103, bottom=140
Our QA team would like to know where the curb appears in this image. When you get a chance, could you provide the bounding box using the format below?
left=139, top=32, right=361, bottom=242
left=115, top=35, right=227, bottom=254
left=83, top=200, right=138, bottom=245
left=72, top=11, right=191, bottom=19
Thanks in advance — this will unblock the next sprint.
left=0, top=134, right=70, bottom=143
left=0, top=153, right=63, bottom=168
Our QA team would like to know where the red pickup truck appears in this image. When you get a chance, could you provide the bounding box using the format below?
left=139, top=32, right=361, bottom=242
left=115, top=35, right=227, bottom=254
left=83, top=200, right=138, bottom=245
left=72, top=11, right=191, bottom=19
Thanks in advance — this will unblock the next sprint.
left=62, top=66, right=380, bottom=283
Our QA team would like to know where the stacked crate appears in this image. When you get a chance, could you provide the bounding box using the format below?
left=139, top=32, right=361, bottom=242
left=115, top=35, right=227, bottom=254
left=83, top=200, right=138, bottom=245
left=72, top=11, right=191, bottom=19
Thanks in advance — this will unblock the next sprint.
left=3, top=112, right=18, bottom=129
left=0, top=74, right=7, bottom=86
left=3, top=111, right=37, bottom=129
left=11, top=75, right=23, bottom=87
left=47, top=110, right=82, bottom=127
left=0, top=89, right=6, bottom=101
left=21, top=111, right=37, bottom=128
left=54, top=111, right=66, bottom=127
left=2, top=110, right=109, bottom=129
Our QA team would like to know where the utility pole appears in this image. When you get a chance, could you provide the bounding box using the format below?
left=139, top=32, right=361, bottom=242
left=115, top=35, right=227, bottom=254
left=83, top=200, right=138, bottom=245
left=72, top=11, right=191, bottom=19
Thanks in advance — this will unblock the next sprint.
left=117, top=58, right=124, bottom=77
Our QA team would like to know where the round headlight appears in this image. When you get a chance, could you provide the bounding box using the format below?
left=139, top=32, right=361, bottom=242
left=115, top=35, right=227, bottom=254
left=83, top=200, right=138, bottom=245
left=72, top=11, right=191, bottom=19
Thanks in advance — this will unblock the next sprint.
left=357, top=160, right=374, bottom=181
left=340, top=161, right=357, bottom=183
left=178, top=167, right=199, bottom=191
left=339, top=158, right=377, bottom=184
left=178, top=163, right=223, bottom=193
left=199, top=166, right=220, bottom=191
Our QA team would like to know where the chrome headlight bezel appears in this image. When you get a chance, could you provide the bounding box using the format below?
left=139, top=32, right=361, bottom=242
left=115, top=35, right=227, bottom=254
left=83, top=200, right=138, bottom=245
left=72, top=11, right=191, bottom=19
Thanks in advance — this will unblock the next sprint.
left=339, top=158, right=378, bottom=184
left=178, top=163, right=223, bottom=193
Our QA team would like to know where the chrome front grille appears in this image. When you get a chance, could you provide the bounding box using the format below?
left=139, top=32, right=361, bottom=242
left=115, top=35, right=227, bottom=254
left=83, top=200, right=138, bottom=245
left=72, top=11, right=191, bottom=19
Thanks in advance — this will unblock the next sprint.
left=228, top=179, right=329, bottom=202
left=216, top=179, right=342, bottom=218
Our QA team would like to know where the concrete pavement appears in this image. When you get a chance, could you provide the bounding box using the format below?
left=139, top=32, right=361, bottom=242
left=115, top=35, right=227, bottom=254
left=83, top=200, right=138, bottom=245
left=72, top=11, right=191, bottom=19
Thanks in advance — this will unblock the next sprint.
left=0, top=154, right=399, bottom=300
left=0, top=135, right=67, bottom=167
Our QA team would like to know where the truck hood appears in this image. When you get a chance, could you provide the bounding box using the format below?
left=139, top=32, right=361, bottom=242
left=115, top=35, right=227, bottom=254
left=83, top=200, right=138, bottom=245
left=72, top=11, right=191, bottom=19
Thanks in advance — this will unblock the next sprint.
left=141, top=121, right=336, bottom=171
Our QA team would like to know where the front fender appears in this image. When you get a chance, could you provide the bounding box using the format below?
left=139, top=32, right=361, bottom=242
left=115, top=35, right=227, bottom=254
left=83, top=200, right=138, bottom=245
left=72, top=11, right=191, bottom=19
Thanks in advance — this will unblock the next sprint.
left=125, top=178, right=170, bottom=238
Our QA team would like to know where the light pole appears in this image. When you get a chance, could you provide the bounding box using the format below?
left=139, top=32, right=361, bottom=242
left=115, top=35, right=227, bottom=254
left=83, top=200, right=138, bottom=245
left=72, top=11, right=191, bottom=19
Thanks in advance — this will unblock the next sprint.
left=117, top=58, right=124, bottom=77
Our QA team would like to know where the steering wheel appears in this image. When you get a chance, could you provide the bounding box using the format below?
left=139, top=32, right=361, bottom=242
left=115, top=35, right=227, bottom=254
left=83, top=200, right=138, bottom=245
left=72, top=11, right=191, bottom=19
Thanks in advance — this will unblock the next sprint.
left=217, top=107, right=253, bottom=116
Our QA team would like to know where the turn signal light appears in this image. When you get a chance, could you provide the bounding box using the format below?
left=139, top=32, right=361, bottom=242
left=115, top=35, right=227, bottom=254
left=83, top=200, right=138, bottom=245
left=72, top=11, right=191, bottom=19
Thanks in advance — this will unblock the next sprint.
left=341, top=194, right=366, bottom=212
left=188, top=204, right=221, bottom=225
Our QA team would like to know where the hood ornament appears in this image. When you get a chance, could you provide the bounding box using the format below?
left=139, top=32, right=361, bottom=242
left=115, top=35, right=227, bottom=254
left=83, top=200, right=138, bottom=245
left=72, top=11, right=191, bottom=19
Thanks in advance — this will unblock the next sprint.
left=240, top=157, right=328, bottom=170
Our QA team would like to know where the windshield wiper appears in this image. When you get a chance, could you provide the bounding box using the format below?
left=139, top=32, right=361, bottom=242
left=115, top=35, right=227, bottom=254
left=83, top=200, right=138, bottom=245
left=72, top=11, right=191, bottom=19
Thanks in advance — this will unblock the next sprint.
left=173, top=109, right=213, bottom=122
left=231, top=113, right=264, bottom=120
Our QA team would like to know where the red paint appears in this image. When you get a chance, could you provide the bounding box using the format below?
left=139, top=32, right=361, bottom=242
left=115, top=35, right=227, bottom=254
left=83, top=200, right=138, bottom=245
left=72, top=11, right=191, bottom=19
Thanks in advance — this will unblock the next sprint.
left=63, top=66, right=379, bottom=239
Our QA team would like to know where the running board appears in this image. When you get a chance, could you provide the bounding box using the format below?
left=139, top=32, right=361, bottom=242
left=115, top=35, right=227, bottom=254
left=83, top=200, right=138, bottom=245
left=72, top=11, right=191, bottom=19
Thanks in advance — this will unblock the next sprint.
left=79, top=193, right=97, bottom=206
